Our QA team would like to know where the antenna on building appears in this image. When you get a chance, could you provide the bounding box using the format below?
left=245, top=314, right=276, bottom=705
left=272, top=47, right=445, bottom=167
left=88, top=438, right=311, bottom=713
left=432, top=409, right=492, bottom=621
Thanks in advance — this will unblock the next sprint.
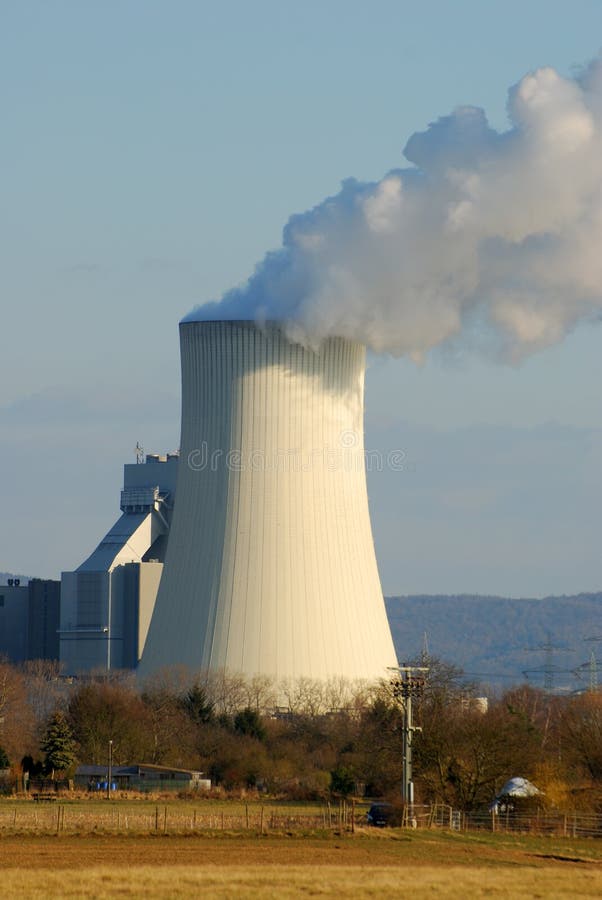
left=135, top=442, right=145, bottom=465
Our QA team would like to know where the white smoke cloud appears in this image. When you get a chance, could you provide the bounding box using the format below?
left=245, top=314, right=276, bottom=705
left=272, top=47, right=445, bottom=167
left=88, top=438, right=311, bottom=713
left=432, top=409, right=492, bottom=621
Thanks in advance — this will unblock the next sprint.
left=185, top=59, right=602, bottom=359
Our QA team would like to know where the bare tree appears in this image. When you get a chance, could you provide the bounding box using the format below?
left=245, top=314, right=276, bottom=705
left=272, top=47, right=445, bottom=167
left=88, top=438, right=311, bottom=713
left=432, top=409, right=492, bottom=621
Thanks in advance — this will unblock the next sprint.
left=560, top=692, right=602, bottom=781
left=21, top=660, right=69, bottom=738
left=0, top=659, right=36, bottom=761
left=68, top=680, right=154, bottom=765
left=242, top=674, right=278, bottom=712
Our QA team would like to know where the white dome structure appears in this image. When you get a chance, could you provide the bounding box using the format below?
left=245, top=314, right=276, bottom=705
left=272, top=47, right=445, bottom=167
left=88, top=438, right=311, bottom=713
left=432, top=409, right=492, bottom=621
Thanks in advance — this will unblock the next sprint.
left=138, top=320, right=397, bottom=682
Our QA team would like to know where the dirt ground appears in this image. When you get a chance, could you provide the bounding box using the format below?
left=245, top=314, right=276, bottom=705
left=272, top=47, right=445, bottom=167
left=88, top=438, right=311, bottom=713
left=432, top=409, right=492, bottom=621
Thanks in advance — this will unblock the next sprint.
left=1, top=831, right=601, bottom=897
left=1, top=829, right=601, bottom=868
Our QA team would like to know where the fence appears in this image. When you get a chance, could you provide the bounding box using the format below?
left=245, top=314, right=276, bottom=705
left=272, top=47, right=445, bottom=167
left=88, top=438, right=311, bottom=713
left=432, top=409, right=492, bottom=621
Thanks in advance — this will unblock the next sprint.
left=0, top=800, right=358, bottom=835
left=468, top=809, right=602, bottom=838
left=0, top=800, right=601, bottom=837
left=410, top=803, right=602, bottom=838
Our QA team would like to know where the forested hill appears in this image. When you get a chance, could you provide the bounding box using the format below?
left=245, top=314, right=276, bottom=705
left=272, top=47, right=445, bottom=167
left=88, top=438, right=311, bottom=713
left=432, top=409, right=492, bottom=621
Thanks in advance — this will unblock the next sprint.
left=385, top=593, right=602, bottom=692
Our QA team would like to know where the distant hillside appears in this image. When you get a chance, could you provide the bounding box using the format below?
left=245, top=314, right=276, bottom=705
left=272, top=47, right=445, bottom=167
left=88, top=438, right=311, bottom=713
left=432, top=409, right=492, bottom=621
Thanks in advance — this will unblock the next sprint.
left=385, top=593, right=602, bottom=692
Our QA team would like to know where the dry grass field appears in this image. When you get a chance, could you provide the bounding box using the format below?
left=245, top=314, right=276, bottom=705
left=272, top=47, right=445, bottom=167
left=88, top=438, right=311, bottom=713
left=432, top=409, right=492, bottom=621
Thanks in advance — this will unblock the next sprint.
left=0, top=829, right=601, bottom=897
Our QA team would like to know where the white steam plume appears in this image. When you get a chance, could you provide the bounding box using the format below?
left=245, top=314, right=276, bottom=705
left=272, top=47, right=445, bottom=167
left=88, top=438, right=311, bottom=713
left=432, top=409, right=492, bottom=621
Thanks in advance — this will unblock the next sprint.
left=185, top=59, right=602, bottom=359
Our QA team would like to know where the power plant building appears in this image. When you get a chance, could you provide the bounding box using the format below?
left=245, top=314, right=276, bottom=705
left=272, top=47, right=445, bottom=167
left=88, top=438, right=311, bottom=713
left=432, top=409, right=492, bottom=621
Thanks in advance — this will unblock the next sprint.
left=139, top=320, right=398, bottom=683
left=59, top=454, right=178, bottom=674
left=0, top=578, right=60, bottom=663
left=0, top=580, right=29, bottom=662
left=28, top=578, right=60, bottom=661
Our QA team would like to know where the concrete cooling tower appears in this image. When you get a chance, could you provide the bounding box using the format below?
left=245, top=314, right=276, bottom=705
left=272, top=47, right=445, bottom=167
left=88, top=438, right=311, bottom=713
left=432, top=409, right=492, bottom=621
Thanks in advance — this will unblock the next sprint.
left=138, top=320, right=398, bottom=682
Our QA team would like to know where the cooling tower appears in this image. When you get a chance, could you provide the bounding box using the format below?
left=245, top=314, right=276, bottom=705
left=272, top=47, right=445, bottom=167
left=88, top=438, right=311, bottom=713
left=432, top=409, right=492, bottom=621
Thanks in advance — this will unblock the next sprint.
left=138, top=320, right=398, bottom=682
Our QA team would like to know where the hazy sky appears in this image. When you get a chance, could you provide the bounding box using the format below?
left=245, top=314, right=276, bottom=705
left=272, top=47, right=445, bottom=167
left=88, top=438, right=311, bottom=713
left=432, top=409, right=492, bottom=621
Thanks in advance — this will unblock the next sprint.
left=1, top=1, right=601, bottom=596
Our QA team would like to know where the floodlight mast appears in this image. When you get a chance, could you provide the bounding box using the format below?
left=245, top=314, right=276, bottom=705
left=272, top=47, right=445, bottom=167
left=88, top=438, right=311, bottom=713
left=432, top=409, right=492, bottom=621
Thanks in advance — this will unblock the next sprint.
left=389, top=665, right=429, bottom=824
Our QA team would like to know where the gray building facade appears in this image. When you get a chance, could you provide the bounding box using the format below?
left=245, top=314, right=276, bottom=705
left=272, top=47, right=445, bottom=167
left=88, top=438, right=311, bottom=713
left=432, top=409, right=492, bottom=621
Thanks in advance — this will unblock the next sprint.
left=0, top=582, right=29, bottom=662
left=28, top=579, right=60, bottom=660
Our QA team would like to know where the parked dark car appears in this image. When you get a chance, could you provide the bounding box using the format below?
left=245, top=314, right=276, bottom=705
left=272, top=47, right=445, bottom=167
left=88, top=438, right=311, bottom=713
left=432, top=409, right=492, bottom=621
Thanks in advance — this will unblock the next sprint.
left=366, top=802, right=398, bottom=827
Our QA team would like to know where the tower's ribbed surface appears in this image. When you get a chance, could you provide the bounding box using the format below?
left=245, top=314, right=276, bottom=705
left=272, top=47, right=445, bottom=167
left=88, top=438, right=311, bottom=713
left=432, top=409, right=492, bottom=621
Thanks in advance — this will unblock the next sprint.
left=138, top=321, right=397, bottom=681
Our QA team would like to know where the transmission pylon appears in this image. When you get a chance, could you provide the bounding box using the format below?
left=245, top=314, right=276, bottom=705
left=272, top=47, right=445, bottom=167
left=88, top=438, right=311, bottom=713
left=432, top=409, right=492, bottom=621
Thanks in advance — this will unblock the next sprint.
left=590, top=650, right=598, bottom=692
left=523, top=633, right=572, bottom=692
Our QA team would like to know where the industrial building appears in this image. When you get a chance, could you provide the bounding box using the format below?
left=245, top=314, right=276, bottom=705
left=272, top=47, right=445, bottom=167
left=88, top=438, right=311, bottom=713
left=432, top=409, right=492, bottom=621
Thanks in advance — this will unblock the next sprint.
left=59, top=452, right=178, bottom=674
left=0, top=579, right=29, bottom=662
left=0, top=578, right=60, bottom=663
left=28, top=578, right=60, bottom=660
left=139, top=320, right=398, bottom=683
left=74, top=763, right=210, bottom=792
left=4, top=321, right=398, bottom=685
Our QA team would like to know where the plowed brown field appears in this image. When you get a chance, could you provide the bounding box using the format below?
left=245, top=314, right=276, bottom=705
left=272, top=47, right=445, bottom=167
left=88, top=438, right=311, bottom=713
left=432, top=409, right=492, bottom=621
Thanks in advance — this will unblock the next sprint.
left=0, top=831, right=601, bottom=897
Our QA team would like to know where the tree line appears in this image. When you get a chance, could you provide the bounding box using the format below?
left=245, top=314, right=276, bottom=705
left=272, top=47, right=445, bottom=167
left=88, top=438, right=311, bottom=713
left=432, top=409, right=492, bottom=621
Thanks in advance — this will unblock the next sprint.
left=1, top=656, right=602, bottom=812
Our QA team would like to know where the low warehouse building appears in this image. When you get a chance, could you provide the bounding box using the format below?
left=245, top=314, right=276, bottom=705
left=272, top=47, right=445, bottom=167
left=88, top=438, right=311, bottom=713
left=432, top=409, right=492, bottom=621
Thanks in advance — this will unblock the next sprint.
left=75, top=763, right=210, bottom=792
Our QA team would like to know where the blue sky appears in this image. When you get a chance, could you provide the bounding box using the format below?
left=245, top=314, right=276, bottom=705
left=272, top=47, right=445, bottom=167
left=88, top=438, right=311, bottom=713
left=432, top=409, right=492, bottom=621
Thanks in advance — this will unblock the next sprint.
left=1, top=1, right=601, bottom=595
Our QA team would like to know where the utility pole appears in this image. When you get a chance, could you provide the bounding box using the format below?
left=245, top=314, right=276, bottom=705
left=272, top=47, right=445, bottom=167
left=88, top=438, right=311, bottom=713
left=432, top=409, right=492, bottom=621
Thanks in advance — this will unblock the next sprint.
left=389, top=666, right=428, bottom=823
left=107, top=739, right=113, bottom=800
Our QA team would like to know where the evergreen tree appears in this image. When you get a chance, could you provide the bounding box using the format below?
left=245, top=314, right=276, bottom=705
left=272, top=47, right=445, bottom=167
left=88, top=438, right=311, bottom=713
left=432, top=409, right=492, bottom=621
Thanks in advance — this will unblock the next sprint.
left=180, top=684, right=215, bottom=725
left=0, top=746, right=9, bottom=769
left=233, top=707, right=266, bottom=741
left=41, top=711, right=77, bottom=778
left=330, top=764, right=355, bottom=797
